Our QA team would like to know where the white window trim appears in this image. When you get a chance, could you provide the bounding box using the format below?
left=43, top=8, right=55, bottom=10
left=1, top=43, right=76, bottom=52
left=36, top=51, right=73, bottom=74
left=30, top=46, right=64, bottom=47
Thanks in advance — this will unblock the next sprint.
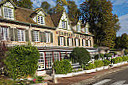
left=46, top=32, right=51, bottom=43
left=83, top=39, right=86, bottom=47
left=69, top=38, right=72, bottom=46
left=37, top=16, right=45, bottom=25
left=18, top=29, right=25, bottom=42
left=86, top=28, right=88, bottom=34
left=60, top=37, right=64, bottom=46
left=62, top=20, right=67, bottom=29
left=33, top=31, right=39, bottom=42
left=76, top=38, right=79, bottom=46
left=38, top=52, right=45, bottom=70
left=3, top=7, right=14, bottom=20
left=0, top=26, right=9, bottom=41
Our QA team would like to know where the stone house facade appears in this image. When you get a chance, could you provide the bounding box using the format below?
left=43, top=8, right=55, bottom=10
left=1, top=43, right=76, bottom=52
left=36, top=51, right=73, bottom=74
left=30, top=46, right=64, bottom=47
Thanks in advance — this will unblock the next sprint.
left=0, top=0, right=94, bottom=70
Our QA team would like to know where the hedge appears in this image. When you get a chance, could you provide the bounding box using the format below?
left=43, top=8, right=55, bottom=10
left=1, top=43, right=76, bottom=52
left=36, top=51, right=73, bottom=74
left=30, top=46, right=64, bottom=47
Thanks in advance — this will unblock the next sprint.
left=122, top=56, right=128, bottom=61
left=85, top=63, right=96, bottom=70
left=103, top=59, right=111, bottom=66
left=94, top=60, right=104, bottom=68
left=53, top=60, right=72, bottom=74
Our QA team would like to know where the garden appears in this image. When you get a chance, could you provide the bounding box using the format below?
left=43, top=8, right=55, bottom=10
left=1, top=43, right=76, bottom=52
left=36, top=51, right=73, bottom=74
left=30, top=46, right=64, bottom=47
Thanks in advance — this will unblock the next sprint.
left=53, top=47, right=128, bottom=78
left=0, top=45, right=47, bottom=85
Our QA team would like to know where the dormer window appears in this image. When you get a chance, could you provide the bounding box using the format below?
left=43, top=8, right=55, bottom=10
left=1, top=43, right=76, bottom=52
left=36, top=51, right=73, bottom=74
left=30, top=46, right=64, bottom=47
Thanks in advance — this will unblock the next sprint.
left=62, top=20, right=67, bottom=29
left=37, top=16, right=44, bottom=25
left=3, top=7, right=14, bottom=20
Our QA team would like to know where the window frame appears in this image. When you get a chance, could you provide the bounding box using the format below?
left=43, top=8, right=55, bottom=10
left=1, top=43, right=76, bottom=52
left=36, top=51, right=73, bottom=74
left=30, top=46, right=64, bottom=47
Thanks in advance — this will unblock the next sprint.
left=69, top=38, right=73, bottom=46
left=37, top=15, right=45, bottom=25
left=62, top=20, right=67, bottom=29
left=17, top=29, right=25, bottom=42
left=0, top=26, right=9, bottom=41
left=60, top=36, right=64, bottom=46
left=3, top=7, right=14, bottom=20
left=38, top=52, right=45, bottom=70
left=75, top=38, right=79, bottom=47
left=33, top=30, right=40, bottom=42
left=45, top=32, right=51, bottom=43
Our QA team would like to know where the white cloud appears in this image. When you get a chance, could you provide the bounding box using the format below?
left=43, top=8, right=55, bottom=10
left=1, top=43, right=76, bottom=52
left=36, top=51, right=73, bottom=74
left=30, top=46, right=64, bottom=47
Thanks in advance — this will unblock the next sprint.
left=110, top=0, right=128, bottom=5
left=117, top=14, right=128, bottom=36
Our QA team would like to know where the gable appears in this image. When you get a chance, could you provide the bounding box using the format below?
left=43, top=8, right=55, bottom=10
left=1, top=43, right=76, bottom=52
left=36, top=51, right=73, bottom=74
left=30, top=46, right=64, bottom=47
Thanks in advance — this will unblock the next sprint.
left=3, top=2, right=14, bottom=8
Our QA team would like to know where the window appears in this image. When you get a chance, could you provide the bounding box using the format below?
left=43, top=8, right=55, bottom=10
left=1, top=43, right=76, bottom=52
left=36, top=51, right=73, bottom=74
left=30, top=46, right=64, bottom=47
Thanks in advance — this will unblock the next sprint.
left=83, top=39, right=86, bottom=46
left=60, top=37, right=64, bottom=46
left=75, top=38, right=79, bottom=46
left=54, top=52, right=60, bottom=62
left=45, top=52, right=53, bottom=69
left=38, top=52, right=45, bottom=70
left=77, top=25, right=81, bottom=32
left=18, top=29, right=25, bottom=41
left=38, top=16, right=44, bottom=25
left=86, top=28, right=88, bottom=34
left=4, top=7, right=14, bottom=19
left=33, top=31, right=39, bottom=42
left=46, top=32, right=51, bottom=43
left=90, top=40, right=92, bottom=46
left=86, top=40, right=88, bottom=46
left=62, top=20, right=67, bottom=29
left=0, top=27, right=9, bottom=40
left=69, top=38, right=72, bottom=46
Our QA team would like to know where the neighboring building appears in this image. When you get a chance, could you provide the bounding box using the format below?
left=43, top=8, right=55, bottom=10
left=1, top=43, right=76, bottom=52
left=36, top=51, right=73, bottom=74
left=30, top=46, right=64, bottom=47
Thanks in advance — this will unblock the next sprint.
left=0, top=0, right=94, bottom=71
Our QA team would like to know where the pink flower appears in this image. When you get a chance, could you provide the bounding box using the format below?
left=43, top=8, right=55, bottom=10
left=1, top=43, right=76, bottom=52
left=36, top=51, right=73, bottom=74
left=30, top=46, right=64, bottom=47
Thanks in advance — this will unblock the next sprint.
left=33, top=79, right=36, bottom=82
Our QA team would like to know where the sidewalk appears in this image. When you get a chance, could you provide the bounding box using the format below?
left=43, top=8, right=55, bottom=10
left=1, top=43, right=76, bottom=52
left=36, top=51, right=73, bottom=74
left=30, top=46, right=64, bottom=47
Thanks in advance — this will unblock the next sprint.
left=48, top=64, right=128, bottom=85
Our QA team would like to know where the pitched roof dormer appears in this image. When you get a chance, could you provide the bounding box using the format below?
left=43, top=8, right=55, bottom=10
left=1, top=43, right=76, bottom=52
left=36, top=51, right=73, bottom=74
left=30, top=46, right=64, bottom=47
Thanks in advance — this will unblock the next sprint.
left=51, top=9, right=72, bottom=31
left=0, top=0, right=17, bottom=20
left=30, top=8, right=47, bottom=25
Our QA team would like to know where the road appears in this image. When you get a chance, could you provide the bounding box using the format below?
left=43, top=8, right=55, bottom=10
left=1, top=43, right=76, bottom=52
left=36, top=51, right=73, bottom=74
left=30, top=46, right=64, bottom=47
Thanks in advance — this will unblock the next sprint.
left=91, top=67, right=128, bottom=85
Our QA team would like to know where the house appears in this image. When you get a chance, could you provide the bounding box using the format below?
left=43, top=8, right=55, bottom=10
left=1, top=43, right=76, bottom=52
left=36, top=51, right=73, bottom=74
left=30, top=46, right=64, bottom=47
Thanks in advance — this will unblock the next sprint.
left=0, top=0, right=94, bottom=72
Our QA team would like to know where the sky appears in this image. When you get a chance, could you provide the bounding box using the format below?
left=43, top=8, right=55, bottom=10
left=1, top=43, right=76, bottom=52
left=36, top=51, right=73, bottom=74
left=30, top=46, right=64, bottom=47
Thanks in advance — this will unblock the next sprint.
left=32, top=0, right=128, bottom=36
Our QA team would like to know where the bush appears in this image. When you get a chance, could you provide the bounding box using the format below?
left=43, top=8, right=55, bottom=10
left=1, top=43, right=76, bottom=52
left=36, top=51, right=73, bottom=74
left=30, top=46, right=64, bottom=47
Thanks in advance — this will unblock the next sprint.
left=112, top=57, right=123, bottom=64
left=104, top=53, right=113, bottom=57
left=94, top=54, right=104, bottom=60
left=122, top=56, right=128, bottom=61
left=53, top=59, right=72, bottom=74
left=103, top=60, right=111, bottom=66
left=4, top=45, right=40, bottom=80
left=70, top=47, right=91, bottom=65
left=94, top=60, right=104, bottom=67
left=85, top=63, right=96, bottom=70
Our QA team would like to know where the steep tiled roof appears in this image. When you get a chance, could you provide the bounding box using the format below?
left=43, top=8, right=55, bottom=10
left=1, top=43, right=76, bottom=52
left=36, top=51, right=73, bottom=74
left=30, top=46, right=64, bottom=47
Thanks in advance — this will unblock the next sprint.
left=51, top=10, right=63, bottom=27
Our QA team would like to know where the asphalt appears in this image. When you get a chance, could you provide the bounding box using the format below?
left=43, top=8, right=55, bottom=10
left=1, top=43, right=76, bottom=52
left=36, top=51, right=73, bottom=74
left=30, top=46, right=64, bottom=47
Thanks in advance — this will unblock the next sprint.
left=91, top=67, right=128, bottom=85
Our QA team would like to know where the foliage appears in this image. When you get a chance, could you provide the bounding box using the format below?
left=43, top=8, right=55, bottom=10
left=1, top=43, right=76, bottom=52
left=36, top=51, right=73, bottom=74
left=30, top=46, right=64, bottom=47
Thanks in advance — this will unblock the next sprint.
left=103, top=60, right=111, bottom=66
left=67, top=1, right=80, bottom=22
left=94, top=60, right=104, bottom=68
left=120, top=33, right=128, bottom=49
left=115, top=36, right=121, bottom=49
left=53, top=59, right=72, bottom=74
left=124, top=49, right=128, bottom=55
left=16, top=0, right=33, bottom=9
left=85, top=63, right=96, bottom=70
left=70, top=47, right=91, bottom=65
left=4, top=45, right=40, bottom=80
left=94, top=54, right=104, bottom=60
left=104, top=53, right=113, bottom=57
left=80, top=0, right=120, bottom=48
left=122, top=56, right=128, bottom=61
left=41, top=1, right=51, bottom=13
left=112, top=57, right=123, bottom=64
left=30, top=76, right=44, bottom=84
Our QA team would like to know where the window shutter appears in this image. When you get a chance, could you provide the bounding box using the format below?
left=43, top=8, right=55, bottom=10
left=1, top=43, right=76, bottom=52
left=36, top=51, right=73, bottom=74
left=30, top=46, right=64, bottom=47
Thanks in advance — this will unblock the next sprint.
left=74, top=38, right=76, bottom=46
left=51, top=32, right=53, bottom=43
left=25, top=30, right=29, bottom=42
left=14, top=28, right=18, bottom=41
left=40, top=32, right=43, bottom=42
left=82, top=39, right=83, bottom=46
left=58, top=36, right=60, bottom=46
left=31, top=30, right=34, bottom=42
left=79, top=39, right=80, bottom=46
left=90, top=40, right=91, bottom=46
left=42, top=32, right=46, bottom=42
left=9, top=28, right=14, bottom=41
left=67, top=37, right=69, bottom=46
left=64, top=37, right=66, bottom=46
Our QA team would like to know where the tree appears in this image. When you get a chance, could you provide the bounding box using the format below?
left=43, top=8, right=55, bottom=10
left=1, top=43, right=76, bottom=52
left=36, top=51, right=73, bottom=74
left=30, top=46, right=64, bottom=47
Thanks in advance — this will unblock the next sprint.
left=17, top=0, right=33, bottom=9
left=41, top=1, right=51, bottom=13
left=120, top=33, right=128, bottom=49
left=4, top=45, right=40, bottom=80
left=70, top=47, right=91, bottom=65
left=67, top=1, right=80, bottom=22
left=115, top=36, right=121, bottom=49
left=80, top=0, right=120, bottom=48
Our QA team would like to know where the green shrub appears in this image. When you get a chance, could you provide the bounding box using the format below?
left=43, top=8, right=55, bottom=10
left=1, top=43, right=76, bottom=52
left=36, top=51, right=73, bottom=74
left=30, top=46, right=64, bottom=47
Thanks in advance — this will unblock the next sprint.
left=103, top=60, right=111, bottom=66
left=122, top=56, right=128, bottom=61
left=94, top=60, right=104, bottom=67
left=70, top=47, right=91, bottom=65
left=112, top=57, right=123, bottom=64
left=4, top=45, right=40, bottom=80
left=85, top=63, right=96, bottom=70
left=105, top=53, right=113, bottom=57
left=94, top=54, right=104, bottom=60
left=53, top=59, right=72, bottom=74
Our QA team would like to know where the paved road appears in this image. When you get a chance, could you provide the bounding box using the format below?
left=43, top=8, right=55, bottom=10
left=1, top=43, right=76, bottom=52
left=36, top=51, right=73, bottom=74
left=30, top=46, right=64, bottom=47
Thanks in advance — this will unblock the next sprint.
left=91, top=68, right=128, bottom=85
